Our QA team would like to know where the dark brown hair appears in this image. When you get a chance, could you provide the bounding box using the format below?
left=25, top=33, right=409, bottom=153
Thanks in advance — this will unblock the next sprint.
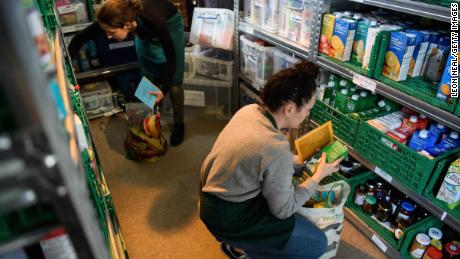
left=261, top=60, right=319, bottom=112
left=97, top=0, right=143, bottom=28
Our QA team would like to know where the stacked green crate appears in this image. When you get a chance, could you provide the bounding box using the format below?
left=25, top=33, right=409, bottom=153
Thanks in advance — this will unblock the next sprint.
left=36, top=0, right=58, bottom=30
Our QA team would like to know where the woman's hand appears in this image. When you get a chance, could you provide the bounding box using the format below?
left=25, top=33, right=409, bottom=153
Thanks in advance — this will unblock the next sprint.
left=147, top=90, right=164, bottom=106
left=311, top=152, right=343, bottom=184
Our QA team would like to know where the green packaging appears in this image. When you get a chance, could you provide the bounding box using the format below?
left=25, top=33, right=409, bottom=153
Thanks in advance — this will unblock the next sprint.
left=322, top=140, right=349, bottom=163
left=334, top=89, right=349, bottom=112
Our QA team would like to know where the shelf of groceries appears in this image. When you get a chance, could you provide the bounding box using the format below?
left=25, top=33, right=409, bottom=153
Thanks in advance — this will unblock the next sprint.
left=239, top=0, right=459, bottom=133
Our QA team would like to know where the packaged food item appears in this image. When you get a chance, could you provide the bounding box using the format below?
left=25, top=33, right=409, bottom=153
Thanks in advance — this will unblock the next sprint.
left=377, top=99, right=400, bottom=113
left=383, top=32, right=417, bottom=81
left=362, top=24, right=401, bottom=70
left=401, top=115, right=419, bottom=134
left=395, top=201, right=415, bottom=224
left=278, top=0, right=290, bottom=37
left=334, top=88, right=349, bottom=112
left=57, top=1, right=88, bottom=25
left=354, top=184, right=367, bottom=206
left=389, top=189, right=404, bottom=216
left=387, top=127, right=411, bottom=145
left=322, top=83, right=335, bottom=105
left=322, top=140, right=348, bottom=163
left=345, top=94, right=361, bottom=113
left=436, top=158, right=460, bottom=209
left=331, top=18, right=357, bottom=61
left=417, top=114, right=429, bottom=130
left=425, top=36, right=450, bottom=82
left=429, top=123, right=447, bottom=142
left=408, top=130, right=436, bottom=151
left=437, top=51, right=454, bottom=101
left=427, top=227, right=443, bottom=241
left=423, top=246, right=443, bottom=259
left=406, top=30, right=430, bottom=78
left=365, top=179, right=377, bottom=196
left=319, top=13, right=335, bottom=56
left=288, top=9, right=303, bottom=42
left=351, top=19, right=375, bottom=64
left=375, top=201, right=392, bottom=222
left=421, top=32, right=440, bottom=76
left=444, top=243, right=460, bottom=258
left=363, top=195, right=377, bottom=214
left=410, top=233, right=431, bottom=259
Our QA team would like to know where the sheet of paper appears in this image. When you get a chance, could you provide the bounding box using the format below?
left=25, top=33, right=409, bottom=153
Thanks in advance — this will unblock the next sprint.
left=135, top=76, right=161, bottom=108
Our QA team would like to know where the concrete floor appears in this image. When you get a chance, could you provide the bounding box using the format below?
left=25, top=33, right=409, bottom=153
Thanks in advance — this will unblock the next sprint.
left=89, top=107, right=387, bottom=259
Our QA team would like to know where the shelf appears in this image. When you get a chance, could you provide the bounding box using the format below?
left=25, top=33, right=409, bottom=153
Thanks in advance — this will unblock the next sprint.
left=75, top=62, right=139, bottom=81
left=239, top=21, right=311, bottom=61
left=344, top=208, right=402, bottom=258
left=307, top=119, right=460, bottom=233
left=183, top=75, right=232, bottom=88
left=61, top=22, right=93, bottom=34
left=316, top=56, right=460, bottom=132
left=239, top=82, right=262, bottom=104
left=349, top=0, right=450, bottom=23
left=0, top=225, right=60, bottom=255
left=239, top=74, right=259, bottom=92
left=0, top=189, right=37, bottom=215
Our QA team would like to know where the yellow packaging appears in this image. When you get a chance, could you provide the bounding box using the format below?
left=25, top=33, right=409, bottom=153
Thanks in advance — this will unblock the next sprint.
left=383, top=31, right=417, bottom=81
left=319, top=14, right=335, bottom=57
left=331, top=18, right=357, bottom=61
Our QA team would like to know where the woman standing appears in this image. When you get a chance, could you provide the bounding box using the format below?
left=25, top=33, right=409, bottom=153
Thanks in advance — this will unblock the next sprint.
left=69, top=0, right=186, bottom=146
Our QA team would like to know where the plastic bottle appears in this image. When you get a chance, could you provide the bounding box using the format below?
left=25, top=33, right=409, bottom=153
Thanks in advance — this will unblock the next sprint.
left=339, top=79, right=349, bottom=89
left=408, top=130, right=433, bottom=151
left=346, top=94, right=361, bottom=113
left=334, top=89, right=349, bottom=112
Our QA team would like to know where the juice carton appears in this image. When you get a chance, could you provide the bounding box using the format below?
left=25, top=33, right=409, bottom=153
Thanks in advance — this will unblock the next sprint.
left=421, top=32, right=440, bottom=76
left=331, top=18, right=357, bottom=61
left=425, top=36, right=450, bottom=82
left=382, top=31, right=416, bottom=81
left=362, top=25, right=401, bottom=70
left=406, top=30, right=430, bottom=78
left=436, top=158, right=460, bottom=209
left=352, top=19, right=376, bottom=64
left=437, top=51, right=454, bottom=101
left=319, top=13, right=336, bottom=56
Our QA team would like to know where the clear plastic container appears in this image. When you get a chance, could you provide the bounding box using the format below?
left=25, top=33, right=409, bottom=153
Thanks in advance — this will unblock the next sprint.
left=278, top=0, right=290, bottom=37
left=190, top=8, right=234, bottom=50
left=285, top=0, right=315, bottom=47
left=274, top=49, right=300, bottom=73
left=80, top=81, right=113, bottom=119
left=57, top=1, right=88, bottom=26
left=252, top=0, right=264, bottom=26
left=240, top=35, right=259, bottom=82
left=255, top=44, right=276, bottom=85
left=244, top=0, right=252, bottom=22
left=262, top=0, right=280, bottom=33
left=182, top=83, right=231, bottom=118
left=193, top=47, right=234, bottom=81
left=184, top=44, right=197, bottom=79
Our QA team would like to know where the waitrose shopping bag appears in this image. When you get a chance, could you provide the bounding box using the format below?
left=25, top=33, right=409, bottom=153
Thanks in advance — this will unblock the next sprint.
left=297, top=180, right=350, bottom=259
left=124, top=103, right=167, bottom=162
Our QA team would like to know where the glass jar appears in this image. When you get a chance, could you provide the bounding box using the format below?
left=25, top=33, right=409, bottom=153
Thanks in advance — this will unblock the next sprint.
left=430, top=239, right=442, bottom=251
left=444, top=243, right=460, bottom=258
left=410, top=233, right=430, bottom=259
left=427, top=227, right=443, bottom=242
left=363, top=195, right=377, bottom=214
left=340, top=160, right=354, bottom=176
left=422, top=246, right=443, bottom=259
left=354, top=184, right=367, bottom=206
left=412, top=207, right=430, bottom=223
left=389, top=189, right=403, bottom=216
left=375, top=201, right=391, bottom=222
left=365, top=179, right=377, bottom=196
left=395, top=201, right=415, bottom=224
left=375, top=179, right=387, bottom=194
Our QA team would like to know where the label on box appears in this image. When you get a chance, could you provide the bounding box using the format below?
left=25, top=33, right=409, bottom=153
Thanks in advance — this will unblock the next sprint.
left=375, top=167, right=393, bottom=183
left=353, top=73, right=377, bottom=93
left=371, top=234, right=388, bottom=253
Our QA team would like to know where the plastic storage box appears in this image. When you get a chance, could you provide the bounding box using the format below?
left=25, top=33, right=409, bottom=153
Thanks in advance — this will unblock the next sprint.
left=184, top=44, right=197, bottom=79
left=80, top=81, right=114, bottom=119
left=183, top=82, right=231, bottom=118
left=255, top=44, right=276, bottom=85
left=273, top=49, right=300, bottom=73
left=193, top=47, right=233, bottom=81
left=283, top=0, right=315, bottom=47
left=57, top=1, right=88, bottom=26
left=240, top=35, right=259, bottom=82
left=190, top=8, right=234, bottom=51
left=262, top=0, right=280, bottom=33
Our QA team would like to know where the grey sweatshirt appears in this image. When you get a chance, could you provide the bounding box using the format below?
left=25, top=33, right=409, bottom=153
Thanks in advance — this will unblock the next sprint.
left=201, top=104, right=318, bottom=219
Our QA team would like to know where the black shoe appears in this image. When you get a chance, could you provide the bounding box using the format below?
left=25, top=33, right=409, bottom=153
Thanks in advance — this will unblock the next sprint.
left=221, top=243, right=248, bottom=259
left=170, top=122, right=185, bottom=146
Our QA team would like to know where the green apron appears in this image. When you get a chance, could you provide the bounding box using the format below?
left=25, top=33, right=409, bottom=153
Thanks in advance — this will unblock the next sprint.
left=135, top=12, right=185, bottom=87
left=199, top=192, right=295, bottom=249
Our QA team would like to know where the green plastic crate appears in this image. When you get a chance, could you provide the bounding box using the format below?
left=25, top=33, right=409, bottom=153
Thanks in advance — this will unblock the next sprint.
left=310, top=100, right=360, bottom=146
left=374, top=33, right=458, bottom=113
left=354, top=122, right=460, bottom=194
left=345, top=171, right=437, bottom=251
left=455, top=102, right=460, bottom=118
left=319, top=30, right=392, bottom=78
left=400, top=217, right=443, bottom=258
left=423, top=160, right=460, bottom=221
left=36, top=0, right=58, bottom=30
left=414, top=0, right=453, bottom=7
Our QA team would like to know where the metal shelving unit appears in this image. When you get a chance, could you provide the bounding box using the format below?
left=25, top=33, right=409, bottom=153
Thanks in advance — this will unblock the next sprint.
left=75, top=62, right=140, bottom=81
left=349, top=0, right=451, bottom=22
left=0, top=0, right=109, bottom=257
left=61, top=22, right=93, bottom=34
left=316, top=56, right=460, bottom=132
left=345, top=208, right=402, bottom=258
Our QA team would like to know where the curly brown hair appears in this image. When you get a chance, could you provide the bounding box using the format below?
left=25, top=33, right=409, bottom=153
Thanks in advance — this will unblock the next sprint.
left=97, top=0, right=143, bottom=28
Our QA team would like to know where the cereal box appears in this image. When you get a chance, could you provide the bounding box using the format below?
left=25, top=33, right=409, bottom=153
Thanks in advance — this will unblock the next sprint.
left=406, top=30, right=430, bottom=78
left=331, top=18, right=357, bottom=61
left=382, top=31, right=416, bottom=81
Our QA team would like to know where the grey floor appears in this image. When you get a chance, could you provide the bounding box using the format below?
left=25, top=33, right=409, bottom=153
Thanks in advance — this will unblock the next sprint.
left=89, top=107, right=388, bottom=259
